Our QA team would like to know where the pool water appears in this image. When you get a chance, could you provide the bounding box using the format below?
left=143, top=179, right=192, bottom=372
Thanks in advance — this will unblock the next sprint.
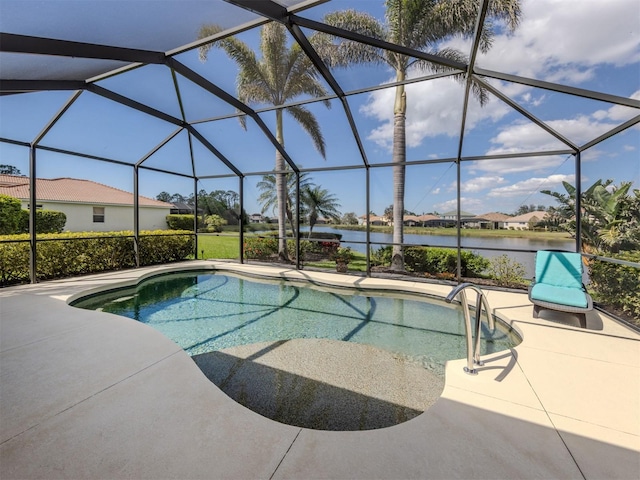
left=73, top=271, right=519, bottom=377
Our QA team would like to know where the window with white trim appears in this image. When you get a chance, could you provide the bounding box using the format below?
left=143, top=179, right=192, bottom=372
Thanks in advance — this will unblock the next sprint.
left=93, top=206, right=105, bottom=223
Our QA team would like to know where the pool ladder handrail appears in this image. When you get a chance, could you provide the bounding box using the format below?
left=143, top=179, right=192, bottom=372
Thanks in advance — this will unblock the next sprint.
left=445, top=283, right=495, bottom=375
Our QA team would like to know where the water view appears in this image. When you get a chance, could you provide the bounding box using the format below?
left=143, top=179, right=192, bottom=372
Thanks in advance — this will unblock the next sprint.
left=300, top=226, right=574, bottom=279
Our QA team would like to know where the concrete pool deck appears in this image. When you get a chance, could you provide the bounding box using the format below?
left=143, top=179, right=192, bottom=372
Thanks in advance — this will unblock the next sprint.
left=1, top=260, right=638, bottom=479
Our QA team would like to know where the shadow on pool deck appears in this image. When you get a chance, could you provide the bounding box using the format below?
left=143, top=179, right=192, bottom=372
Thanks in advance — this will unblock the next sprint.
left=193, top=338, right=445, bottom=431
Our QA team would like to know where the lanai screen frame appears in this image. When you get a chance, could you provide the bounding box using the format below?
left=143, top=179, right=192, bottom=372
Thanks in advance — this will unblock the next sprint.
left=1, top=0, right=639, bottom=284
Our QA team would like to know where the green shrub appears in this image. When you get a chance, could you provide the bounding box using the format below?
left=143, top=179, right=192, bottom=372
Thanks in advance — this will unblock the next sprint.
left=0, top=230, right=194, bottom=286
left=204, top=214, right=227, bottom=233
left=0, top=195, right=22, bottom=234
left=17, top=209, right=67, bottom=233
left=243, top=236, right=278, bottom=260
left=371, top=245, right=392, bottom=266
left=460, top=251, right=491, bottom=277
left=166, top=214, right=201, bottom=230
left=488, top=254, right=526, bottom=288
left=18, top=209, right=28, bottom=232
left=589, top=251, right=640, bottom=322
left=404, top=247, right=489, bottom=277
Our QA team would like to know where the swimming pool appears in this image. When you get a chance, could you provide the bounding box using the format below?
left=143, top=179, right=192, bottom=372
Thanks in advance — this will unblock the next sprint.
left=72, top=270, right=519, bottom=378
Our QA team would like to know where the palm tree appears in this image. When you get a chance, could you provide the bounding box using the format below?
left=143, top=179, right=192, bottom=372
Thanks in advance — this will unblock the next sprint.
left=256, top=170, right=315, bottom=235
left=542, top=179, right=640, bottom=253
left=318, top=0, right=521, bottom=270
left=199, top=23, right=330, bottom=261
left=303, top=185, right=342, bottom=237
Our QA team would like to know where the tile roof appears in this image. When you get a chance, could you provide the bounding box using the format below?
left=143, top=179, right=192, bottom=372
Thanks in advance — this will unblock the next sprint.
left=473, top=212, right=512, bottom=221
left=507, top=210, right=548, bottom=222
left=417, top=214, right=441, bottom=222
left=0, top=175, right=172, bottom=208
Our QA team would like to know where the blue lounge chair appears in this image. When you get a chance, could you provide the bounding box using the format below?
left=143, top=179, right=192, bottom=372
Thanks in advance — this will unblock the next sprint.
left=528, top=250, right=593, bottom=328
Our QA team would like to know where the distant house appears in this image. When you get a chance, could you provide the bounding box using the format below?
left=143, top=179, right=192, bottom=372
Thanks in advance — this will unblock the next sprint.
left=249, top=213, right=266, bottom=223
left=359, top=214, right=387, bottom=226
left=403, top=215, right=421, bottom=226
left=0, top=174, right=173, bottom=232
left=440, top=209, right=477, bottom=220
left=503, top=211, right=548, bottom=230
left=467, top=212, right=512, bottom=230
left=417, top=214, right=441, bottom=227
left=170, top=202, right=194, bottom=214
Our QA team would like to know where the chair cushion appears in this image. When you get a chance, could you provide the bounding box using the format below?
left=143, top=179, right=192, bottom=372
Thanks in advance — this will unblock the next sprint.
left=530, top=283, right=589, bottom=308
left=535, top=251, right=583, bottom=289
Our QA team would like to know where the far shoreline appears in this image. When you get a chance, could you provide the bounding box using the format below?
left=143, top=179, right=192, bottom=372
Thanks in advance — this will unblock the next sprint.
left=238, top=224, right=574, bottom=241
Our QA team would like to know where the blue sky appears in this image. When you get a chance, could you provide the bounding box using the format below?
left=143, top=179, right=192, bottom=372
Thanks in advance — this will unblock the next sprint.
left=1, top=0, right=638, bottom=218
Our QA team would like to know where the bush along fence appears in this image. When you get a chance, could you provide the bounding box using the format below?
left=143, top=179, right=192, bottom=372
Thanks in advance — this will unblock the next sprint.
left=0, top=230, right=194, bottom=286
left=243, top=233, right=342, bottom=262
left=588, top=251, right=640, bottom=322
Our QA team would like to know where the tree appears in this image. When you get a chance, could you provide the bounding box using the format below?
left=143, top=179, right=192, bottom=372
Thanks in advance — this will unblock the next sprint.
left=302, top=185, right=342, bottom=236
left=156, top=191, right=172, bottom=202
left=204, top=214, right=227, bottom=232
left=0, top=165, right=22, bottom=175
left=170, top=193, right=187, bottom=204
left=514, top=204, right=546, bottom=215
left=199, top=23, right=330, bottom=261
left=256, top=170, right=315, bottom=234
left=319, top=0, right=521, bottom=270
left=541, top=179, right=640, bottom=253
left=342, top=212, right=359, bottom=225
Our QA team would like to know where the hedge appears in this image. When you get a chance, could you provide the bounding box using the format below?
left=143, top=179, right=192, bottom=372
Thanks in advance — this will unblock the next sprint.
left=0, top=195, right=22, bottom=235
left=244, top=236, right=278, bottom=260
left=18, top=209, right=67, bottom=233
left=404, top=246, right=490, bottom=277
left=589, top=250, right=640, bottom=322
left=166, top=214, right=203, bottom=230
left=0, top=230, right=194, bottom=286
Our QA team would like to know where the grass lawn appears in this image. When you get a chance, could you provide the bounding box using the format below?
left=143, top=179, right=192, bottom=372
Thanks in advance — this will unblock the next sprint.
left=196, top=233, right=368, bottom=272
left=304, top=252, right=367, bottom=272
left=197, top=234, right=240, bottom=259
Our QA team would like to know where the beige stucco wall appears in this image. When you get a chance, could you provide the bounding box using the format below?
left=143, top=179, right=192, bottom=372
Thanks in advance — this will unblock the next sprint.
left=503, top=221, right=529, bottom=230
left=21, top=201, right=170, bottom=232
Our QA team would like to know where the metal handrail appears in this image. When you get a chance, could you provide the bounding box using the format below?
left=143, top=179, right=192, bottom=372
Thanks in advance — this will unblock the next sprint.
left=445, top=283, right=495, bottom=375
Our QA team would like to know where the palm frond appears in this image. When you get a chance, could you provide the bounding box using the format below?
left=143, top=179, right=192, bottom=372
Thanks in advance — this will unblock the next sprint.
left=197, top=24, right=224, bottom=62
left=316, top=10, right=388, bottom=68
left=286, top=105, right=327, bottom=158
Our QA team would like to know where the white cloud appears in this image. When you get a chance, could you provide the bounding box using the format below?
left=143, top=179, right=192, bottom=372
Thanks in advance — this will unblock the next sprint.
left=488, top=174, right=575, bottom=198
left=477, top=0, right=640, bottom=78
left=433, top=197, right=484, bottom=213
left=624, top=145, right=637, bottom=152
left=454, top=175, right=506, bottom=193
left=360, top=0, right=639, bottom=158
left=362, top=76, right=511, bottom=151
left=472, top=155, right=568, bottom=174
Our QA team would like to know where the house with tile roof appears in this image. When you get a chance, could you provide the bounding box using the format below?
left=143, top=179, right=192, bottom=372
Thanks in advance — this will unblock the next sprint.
left=503, top=210, right=548, bottom=230
left=358, top=214, right=388, bottom=226
left=0, top=175, right=173, bottom=232
left=467, top=212, right=512, bottom=230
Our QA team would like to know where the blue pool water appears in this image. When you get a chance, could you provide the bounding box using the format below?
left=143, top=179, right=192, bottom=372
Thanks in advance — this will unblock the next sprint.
left=73, top=271, right=519, bottom=376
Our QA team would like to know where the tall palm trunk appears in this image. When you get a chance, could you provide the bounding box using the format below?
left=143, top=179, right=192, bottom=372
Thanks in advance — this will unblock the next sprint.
left=391, top=74, right=406, bottom=271
left=308, top=212, right=318, bottom=237
left=275, top=109, right=288, bottom=261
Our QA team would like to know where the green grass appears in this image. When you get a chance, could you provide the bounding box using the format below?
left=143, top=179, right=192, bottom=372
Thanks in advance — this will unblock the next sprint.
left=304, top=251, right=367, bottom=272
left=197, top=234, right=240, bottom=259
left=197, top=233, right=368, bottom=273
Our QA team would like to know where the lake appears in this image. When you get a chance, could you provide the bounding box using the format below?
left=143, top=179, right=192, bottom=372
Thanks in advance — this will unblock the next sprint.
left=299, top=226, right=575, bottom=279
